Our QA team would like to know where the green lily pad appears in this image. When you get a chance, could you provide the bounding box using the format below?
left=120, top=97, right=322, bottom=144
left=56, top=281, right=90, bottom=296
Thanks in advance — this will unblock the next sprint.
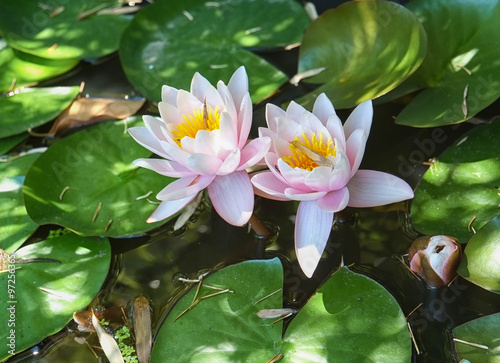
left=0, top=86, right=80, bottom=138
left=392, top=0, right=500, bottom=127
left=0, top=40, right=79, bottom=93
left=0, top=153, right=41, bottom=253
left=281, top=266, right=410, bottom=362
left=23, top=117, right=175, bottom=237
left=119, top=0, right=310, bottom=103
left=296, top=0, right=426, bottom=109
left=453, top=312, right=500, bottom=362
left=0, top=233, right=111, bottom=360
left=151, top=259, right=410, bottom=362
left=411, top=121, right=500, bottom=242
left=458, top=216, right=500, bottom=293
left=0, top=0, right=131, bottom=60
left=0, top=133, right=28, bottom=156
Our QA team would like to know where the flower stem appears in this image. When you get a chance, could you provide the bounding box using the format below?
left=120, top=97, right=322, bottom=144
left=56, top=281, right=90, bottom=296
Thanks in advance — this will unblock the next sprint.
left=248, top=212, right=271, bottom=238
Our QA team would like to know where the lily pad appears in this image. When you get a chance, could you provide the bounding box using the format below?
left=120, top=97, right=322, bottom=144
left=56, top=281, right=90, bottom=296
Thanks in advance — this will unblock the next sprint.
left=23, top=117, right=175, bottom=237
left=0, top=86, right=80, bottom=138
left=296, top=0, right=426, bottom=109
left=281, top=266, right=411, bottom=362
left=0, top=233, right=111, bottom=360
left=411, top=121, right=500, bottom=242
left=0, top=153, right=41, bottom=253
left=453, top=312, right=500, bottom=362
left=0, top=0, right=131, bottom=60
left=150, top=259, right=410, bottom=362
left=458, top=216, right=500, bottom=293
left=0, top=133, right=28, bottom=156
left=0, top=40, right=79, bottom=93
left=119, top=0, right=310, bottom=103
left=392, top=0, right=500, bottom=127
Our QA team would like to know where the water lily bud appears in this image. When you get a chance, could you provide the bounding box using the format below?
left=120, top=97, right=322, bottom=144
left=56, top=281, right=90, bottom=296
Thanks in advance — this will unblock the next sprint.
left=408, top=235, right=462, bottom=287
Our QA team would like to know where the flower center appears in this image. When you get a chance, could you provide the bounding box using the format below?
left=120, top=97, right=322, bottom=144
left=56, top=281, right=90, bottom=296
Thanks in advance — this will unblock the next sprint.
left=172, top=104, right=221, bottom=146
left=282, top=132, right=336, bottom=171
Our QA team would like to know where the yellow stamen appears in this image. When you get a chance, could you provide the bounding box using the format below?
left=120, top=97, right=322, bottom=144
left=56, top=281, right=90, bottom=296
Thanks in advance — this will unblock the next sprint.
left=172, top=105, right=221, bottom=146
left=282, top=132, right=336, bottom=171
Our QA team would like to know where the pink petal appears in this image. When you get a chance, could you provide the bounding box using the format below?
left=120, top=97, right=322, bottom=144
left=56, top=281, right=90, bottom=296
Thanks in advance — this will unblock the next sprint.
left=217, top=149, right=240, bottom=175
left=277, top=159, right=309, bottom=190
left=326, top=115, right=346, bottom=151
left=317, top=187, right=350, bottom=212
left=177, top=89, right=203, bottom=117
left=128, top=126, right=169, bottom=159
left=285, top=188, right=326, bottom=201
left=160, top=140, right=190, bottom=164
left=295, top=200, right=334, bottom=278
left=238, top=136, right=271, bottom=170
left=147, top=195, right=196, bottom=223
left=227, top=66, right=248, bottom=110
left=185, top=153, right=223, bottom=175
left=157, top=174, right=214, bottom=201
left=251, top=171, right=289, bottom=201
left=312, top=93, right=336, bottom=126
left=265, top=103, right=286, bottom=132
left=204, top=83, right=225, bottom=111
left=190, top=72, right=211, bottom=101
left=328, top=151, right=352, bottom=190
left=345, top=128, right=368, bottom=177
left=193, top=130, right=219, bottom=155
left=142, top=115, right=167, bottom=142
left=343, top=100, right=372, bottom=140
left=208, top=170, right=254, bottom=226
left=286, top=101, right=307, bottom=121
left=158, top=102, right=181, bottom=129
left=347, top=170, right=414, bottom=207
left=133, top=158, right=196, bottom=178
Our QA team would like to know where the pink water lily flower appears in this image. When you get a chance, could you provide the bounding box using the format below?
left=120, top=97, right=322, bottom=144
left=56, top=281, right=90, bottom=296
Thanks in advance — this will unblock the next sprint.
left=128, top=67, right=271, bottom=226
left=251, top=94, right=414, bottom=277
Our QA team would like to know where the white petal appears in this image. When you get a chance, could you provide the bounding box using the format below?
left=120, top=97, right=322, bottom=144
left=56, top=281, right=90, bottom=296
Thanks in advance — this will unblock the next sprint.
left=157, top=175, right=214, bottom=201
left=133, top=158, right=196, bottom=178
left=237, top=93, right=253, bottom=148
left=347, top=170, right=414, bottom=207
left=343, top=100, right=372, bottom=140
left=219, top=112, right=238, bottom=150
left=185, top=153, right=223, bottom=175
left=238, top=136, right=271, bottom=170
left=295, top=200, right=334, bottom=278
left=345, top=128, right=368, bottom=177
left=326, top=114, right=346, bottom=151
left=227, top=66, right=248, bottom=109
left=284, top=188, right=326, bottom=201
left=265, top=103, right=286, bottom=131
left=208, top=171, right=254, bottom=226
left=161, top=85, right=179, bottom=105
left=190, top=72, right=211, bottom=101
left=286, top=101, right=307, bottom=121
left=128, top=126, right=169, bottom=159
left=177, top=89, right=203, bottom=116
left=218, top=149, right=240, bottom=175
left=251, top=171, right=289, bottom=201
left=147, top=195, right=197, bottom=223
left=312, top=93, right=336, bottom=126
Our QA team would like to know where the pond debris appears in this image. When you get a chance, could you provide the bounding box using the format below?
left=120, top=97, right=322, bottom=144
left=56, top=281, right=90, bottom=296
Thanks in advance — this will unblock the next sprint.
left=456, top=136, right=468, bottom=147
left=50, top=6, right=64, bottom=18
left=304, top=2, right=318, bottom=21
left=257, top=308, right=298, bottom=324
left=182, top=10, right=194, bottom=21
left=209, top=64, right=228, bottom=69
left=457, top=64, right=473, bottom=76
left=0, top=147, right=47, bottom=163
left=254, top=288, right=282, bottom=305
left=39, top=287, right=72, bottom=300
left=91, top=312, right=125, bottom=363
left=245, top=26, right=262, bottom=34
left=467, top=215, right=477, bottom=233
left=133, top=296, right=152, bottom=363
left=105, top=219, right=114, bottom=232
left=453, top=337, right=489, bottom=350
left=59, top=186, right=70, bottom=201
left=405, top=303, right=423, bottom=319
left=175, top=275, right=233, bottom=321
left=267, top=353, right=283, bottom=363
left=462, top=84, right=469, bottom=118
left=77, top=4, right=108, bottom=20
left=407, top=321, right=420, bottom=355
left=92, top=202, right=103, bottom=222
left=146, top=198, right=161, bottom=205
left=289, top=67, right=326, bottom=86
left=134, top=191, right=153, bottom=201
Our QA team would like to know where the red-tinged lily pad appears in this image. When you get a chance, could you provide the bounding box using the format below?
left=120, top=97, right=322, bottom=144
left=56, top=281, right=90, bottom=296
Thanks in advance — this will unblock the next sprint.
left=119, top=0, right=310, bottom=103
left=458, top=216, right=500, bottom=294
left=411, top=121, right=500, bottom=242
left=296, top=0, right=426, bottom=109
left=150, top=259, right=410, bottom=362
left=392, top=0, right=500, bottom=127
left=23, top=117, right=175, bottom=237
left=0, top=233, right=111, bottom=360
